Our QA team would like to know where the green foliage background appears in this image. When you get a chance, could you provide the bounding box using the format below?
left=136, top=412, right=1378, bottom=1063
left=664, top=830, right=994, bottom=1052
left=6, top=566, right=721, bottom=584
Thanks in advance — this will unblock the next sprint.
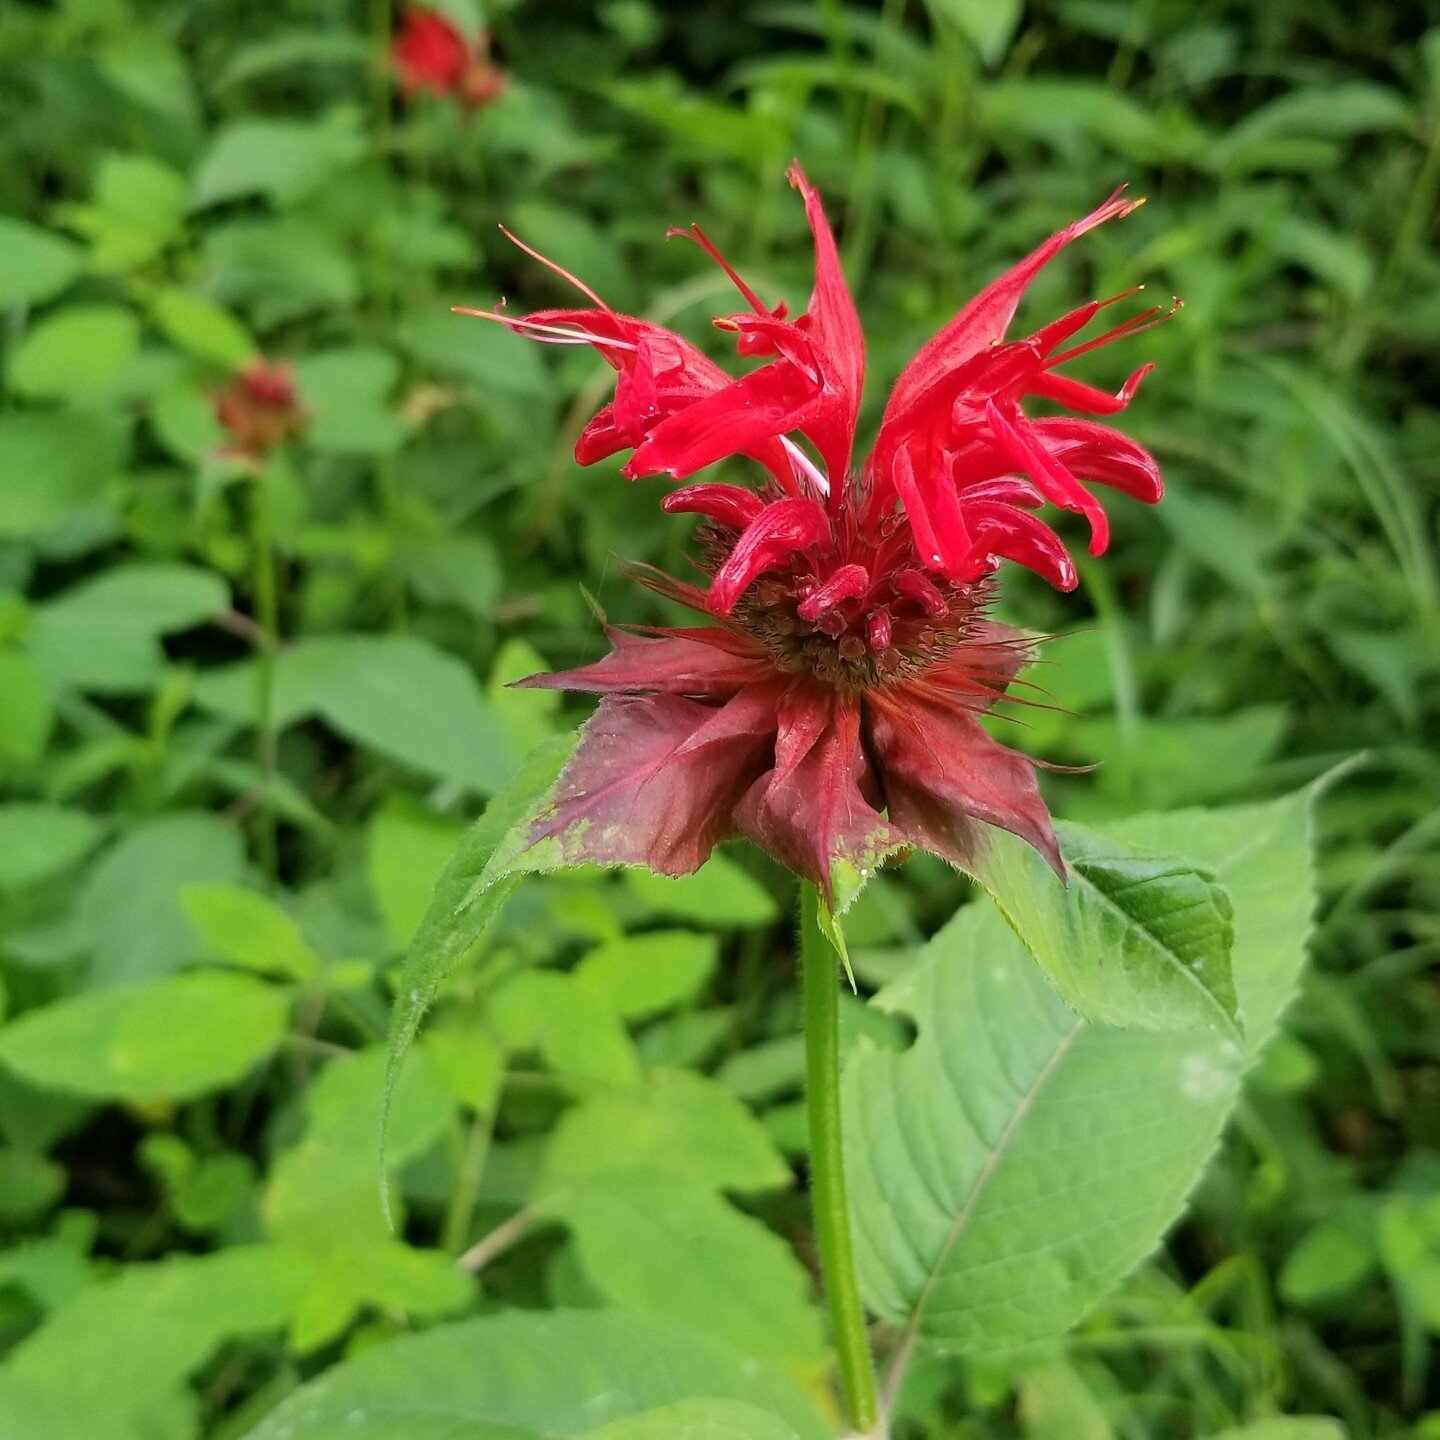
left=0, top=1, right=1436, bottom=1437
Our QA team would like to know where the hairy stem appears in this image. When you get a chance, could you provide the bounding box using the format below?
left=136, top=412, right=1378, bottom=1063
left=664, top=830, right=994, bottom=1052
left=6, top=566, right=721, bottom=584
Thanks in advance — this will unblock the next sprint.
left=801, top=883, right=879, bottom=1435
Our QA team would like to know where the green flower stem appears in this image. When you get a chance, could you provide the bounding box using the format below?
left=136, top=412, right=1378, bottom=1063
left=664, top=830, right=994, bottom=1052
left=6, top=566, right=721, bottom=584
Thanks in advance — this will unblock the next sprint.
left=801, top=883, right=879, bottom=1435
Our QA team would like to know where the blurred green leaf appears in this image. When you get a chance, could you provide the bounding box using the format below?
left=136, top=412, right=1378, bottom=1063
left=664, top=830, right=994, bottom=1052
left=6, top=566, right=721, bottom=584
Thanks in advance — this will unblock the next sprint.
left=238, top=1309, right=830, bottom=1440
left=0, top=218, right=83, bottom=309
left=0, top=409, right=123, bottom=539
left=584, top=1401, right=804, bottom=1440
left=78, top=812, right=247, bottom=986
left=544, top=1068, right=791, bottom=1194
left=7, top=305, right=140, bottom=402
left=0, top=651, right=55, bottom=767
left=191, top=113, right=365, bottom=209
left=0, top=805, right=102, bottom=889
left=0, top=971, right=289, bottom=1101
left=181, top=883, right=319, bottom=980
left=575, top=930, right=719, bottom=1021
left=29, top=563, right=228, bottom=693
left=552, top=1170, right=826, bottom=1368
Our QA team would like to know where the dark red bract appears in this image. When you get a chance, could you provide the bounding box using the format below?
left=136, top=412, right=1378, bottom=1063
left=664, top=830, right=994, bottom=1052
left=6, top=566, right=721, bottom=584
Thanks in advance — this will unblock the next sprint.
left=475, top=168, right=1175, bottom=898
left=391, top=8, right=506, bottom=110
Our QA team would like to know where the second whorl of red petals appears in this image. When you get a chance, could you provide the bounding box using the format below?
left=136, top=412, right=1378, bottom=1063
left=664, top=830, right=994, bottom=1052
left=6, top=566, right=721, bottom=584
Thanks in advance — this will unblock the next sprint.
left=460, top=168, right=1174, bottom=607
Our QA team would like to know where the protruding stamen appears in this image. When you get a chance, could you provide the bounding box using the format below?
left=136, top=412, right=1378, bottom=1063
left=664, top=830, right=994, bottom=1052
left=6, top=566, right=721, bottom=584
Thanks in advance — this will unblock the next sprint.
left=451, top=307, right=637, bottom=352
left=497, top=226, right=615, bottom=315
left=1048, top=295, right=1182, bottom=368
left=668, top=223, right=781, bottom=321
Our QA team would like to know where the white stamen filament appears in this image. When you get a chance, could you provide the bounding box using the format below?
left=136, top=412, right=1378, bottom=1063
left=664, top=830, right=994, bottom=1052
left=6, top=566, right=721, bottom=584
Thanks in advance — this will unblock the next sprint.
left=781, top=437, right=829, bottom=499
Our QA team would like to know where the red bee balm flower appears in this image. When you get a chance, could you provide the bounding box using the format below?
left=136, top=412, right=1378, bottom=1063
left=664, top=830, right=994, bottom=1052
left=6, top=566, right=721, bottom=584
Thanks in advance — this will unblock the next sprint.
left=471, top=169, right=1175, bottom=899
left=392, top=8, right=506, bottom=110
left=214, top=359, right=306, bottom=462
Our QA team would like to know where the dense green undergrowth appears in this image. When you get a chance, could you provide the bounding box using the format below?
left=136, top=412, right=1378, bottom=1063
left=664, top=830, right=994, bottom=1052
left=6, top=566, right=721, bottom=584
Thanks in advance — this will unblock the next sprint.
left=0, top=1, right=1436, bottom=1437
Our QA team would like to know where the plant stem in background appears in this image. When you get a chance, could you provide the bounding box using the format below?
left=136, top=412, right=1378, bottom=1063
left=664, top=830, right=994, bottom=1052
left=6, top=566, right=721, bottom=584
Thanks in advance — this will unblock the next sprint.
left=250, top=461, right=279, bottom=887
left=801, top=883, right=880, bottom=1435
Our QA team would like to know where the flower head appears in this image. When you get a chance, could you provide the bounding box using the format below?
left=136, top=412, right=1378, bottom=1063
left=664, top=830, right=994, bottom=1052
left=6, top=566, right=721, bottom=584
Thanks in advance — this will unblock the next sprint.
left=214, top=358, right=306, bottom=463
left=391, top=8, right=506, bottom=110
left=474, top=169, right=1175, bottom=899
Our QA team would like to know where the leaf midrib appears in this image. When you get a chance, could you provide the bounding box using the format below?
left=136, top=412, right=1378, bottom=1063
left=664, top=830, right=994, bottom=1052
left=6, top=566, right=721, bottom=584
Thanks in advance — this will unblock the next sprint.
left=1067, top=858, right=1237, bottom=1035
left=881, top=1018, right=1084, bottom=1412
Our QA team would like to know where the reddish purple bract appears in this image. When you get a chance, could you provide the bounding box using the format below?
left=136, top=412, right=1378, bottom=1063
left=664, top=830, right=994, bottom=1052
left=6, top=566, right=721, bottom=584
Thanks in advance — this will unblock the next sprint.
left=474, top=168, right=1175, bottom=898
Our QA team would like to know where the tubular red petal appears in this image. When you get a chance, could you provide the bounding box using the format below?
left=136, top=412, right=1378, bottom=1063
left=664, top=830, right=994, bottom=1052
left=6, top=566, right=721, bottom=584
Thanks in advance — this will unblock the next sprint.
left=787, top=163, right=865, bottom=488
left=891, top=447, right=947, bottom=573
left=797, top=563, right=871, bottom=621
left=1029, top=363, right=1153, bottom=417
left=662, top=483, right=766, bottom=530
left=1030, top=418, right=1163, bottom=503
left=892, top=567, right=948, bottom=617
left=961, top=504, right=1079, bottom=591
left=708, top=498, right=830, bottom=614
left=984, top=400, right=1110, bottom=555
left=957, top=475, right=1045, bottom=508
left=877, top=188, right=1143, bottom=443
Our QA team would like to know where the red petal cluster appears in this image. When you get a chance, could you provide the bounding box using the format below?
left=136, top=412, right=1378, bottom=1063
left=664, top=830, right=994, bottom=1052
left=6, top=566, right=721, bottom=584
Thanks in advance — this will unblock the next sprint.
left=391, top=9, right=506, bottom=111
left=478, top=169, right=1175, bottom=896
left=214, top=359, right=306, bottom=462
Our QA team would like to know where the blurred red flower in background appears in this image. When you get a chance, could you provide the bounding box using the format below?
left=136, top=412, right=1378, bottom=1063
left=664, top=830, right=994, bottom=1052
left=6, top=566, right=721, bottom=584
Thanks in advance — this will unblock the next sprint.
left=392, top=8, right=506, bottom=111
left=470, top=169, right=1177, bottom=898
left=214, top=359, right=306, bottom=463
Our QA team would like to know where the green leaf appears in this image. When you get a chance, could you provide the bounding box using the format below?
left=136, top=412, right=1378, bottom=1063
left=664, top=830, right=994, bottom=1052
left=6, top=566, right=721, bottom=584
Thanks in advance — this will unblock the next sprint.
left=7, top=305, right=140, bottom=401
left=551, top=1171, right=826, bottom=1369
left=147, top=287, right=256, bottom=368
left=575, top=930, right=720, bottom=1020
left=0, top=218, right=83, bottom=308
left=266, top=1046, right=455, bottom=1246
left=29, top=564, right=229, bottom=694
left=195, top=635, right=517, bottom=791
left=180, top=883, right=318, bottom=979
left=976, top=822, right=1239, bottom=1036
left=0, top=971, right=289, bottom=1101
left=56, top=153, right=188, bottom=273
left=924, top=0, right=1021, bottom=66
left=367, top=796, right=468, bottom=949
left=0, top=651, right=55, bottom=766
left=0, top=1245, right=306, bottom=1440
left=382, top=734, right=576, bottom=1162
left=846, top=788, right=1315, bottom=1359
left=0, top=804, right=103, bottom=889
left=78, top=812, right=247, bottom=985
left=491, top=970, right=641, bottom=1088
left=398, top=532, right=502, bottom=618
left=192, top=114, right=365, bottom=209
left=291, top=345, right=406, bottom=455
left=584, top=1400, right=804, bottom=1440
left=543, top=1068, right=790, bottom=1194
left=0, top=409, right=124, bottom=539
left=622, top=852, right=779, bottom=927
left=1201, top=1424, right=1346, bottom=1440
left=238, top=1309, right=830, bottom=1440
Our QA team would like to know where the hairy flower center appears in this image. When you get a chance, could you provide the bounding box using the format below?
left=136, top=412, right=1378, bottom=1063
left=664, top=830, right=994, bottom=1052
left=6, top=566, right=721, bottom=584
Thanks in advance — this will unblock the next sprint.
left=702, top=510, right=994, bottom=692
